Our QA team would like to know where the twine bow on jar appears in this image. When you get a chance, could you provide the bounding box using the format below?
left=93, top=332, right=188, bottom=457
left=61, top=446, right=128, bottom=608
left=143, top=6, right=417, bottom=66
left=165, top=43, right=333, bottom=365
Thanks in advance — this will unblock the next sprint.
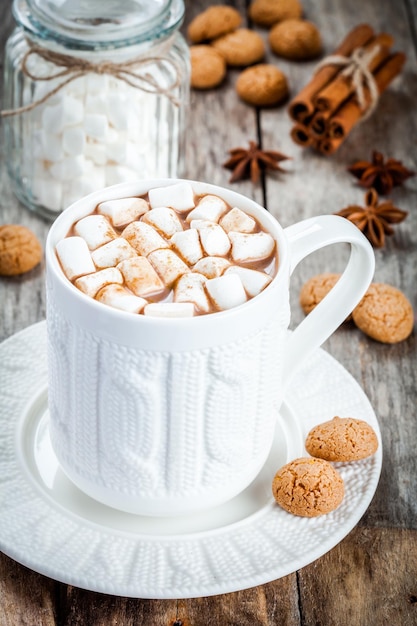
left=314, top=45, right=381, bottom=118
left=1, top=42, right=183, bottom=117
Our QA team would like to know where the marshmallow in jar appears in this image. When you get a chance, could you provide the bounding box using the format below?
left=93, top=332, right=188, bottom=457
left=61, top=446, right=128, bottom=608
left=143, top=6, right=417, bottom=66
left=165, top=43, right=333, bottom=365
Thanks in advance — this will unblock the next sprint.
left=2, top=0, right=190, bottom=219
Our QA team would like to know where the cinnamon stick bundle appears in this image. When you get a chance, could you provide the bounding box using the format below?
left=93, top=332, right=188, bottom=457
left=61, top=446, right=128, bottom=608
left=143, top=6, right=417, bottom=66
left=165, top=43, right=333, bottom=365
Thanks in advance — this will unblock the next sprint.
left=288, top=24, right=374, bottom=122
left=288, top=25, right=406, bottom=155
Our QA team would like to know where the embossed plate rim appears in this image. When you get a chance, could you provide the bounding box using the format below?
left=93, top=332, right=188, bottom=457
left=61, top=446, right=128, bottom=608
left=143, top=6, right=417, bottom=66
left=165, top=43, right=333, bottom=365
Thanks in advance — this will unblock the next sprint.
left=0, top=322, right=382, bottom=598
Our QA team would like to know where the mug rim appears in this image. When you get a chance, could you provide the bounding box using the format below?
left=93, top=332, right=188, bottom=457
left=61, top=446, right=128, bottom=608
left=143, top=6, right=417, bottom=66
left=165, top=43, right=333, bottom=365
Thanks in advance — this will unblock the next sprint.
left=45, top=178, right=290, bottom=327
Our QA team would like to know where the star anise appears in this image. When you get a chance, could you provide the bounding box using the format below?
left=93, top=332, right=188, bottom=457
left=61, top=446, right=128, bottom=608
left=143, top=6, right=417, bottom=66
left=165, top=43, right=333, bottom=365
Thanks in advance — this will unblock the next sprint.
left=335, top=189, right=408, bottom=248
left=348, top=150, right=415, bottom=195
left=223, top=141, right=290, bottom=184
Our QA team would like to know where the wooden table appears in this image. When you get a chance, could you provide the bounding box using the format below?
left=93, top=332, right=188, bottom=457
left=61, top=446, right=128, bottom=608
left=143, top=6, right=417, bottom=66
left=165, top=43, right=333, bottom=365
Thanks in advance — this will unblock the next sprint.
left=1, top=1, right=416, bottom=624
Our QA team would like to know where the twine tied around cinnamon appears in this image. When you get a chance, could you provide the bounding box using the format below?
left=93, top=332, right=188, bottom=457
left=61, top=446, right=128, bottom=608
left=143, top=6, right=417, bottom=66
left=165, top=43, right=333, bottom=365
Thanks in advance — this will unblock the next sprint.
left=314, top=45, right=381, bottom=119
left=1, top=43, right=183, bottom=117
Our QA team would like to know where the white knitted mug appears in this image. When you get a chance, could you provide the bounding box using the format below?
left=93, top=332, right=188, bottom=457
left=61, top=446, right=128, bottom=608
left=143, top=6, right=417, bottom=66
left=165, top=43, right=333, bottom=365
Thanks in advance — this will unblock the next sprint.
left=45, top=179, right=374, bottom=516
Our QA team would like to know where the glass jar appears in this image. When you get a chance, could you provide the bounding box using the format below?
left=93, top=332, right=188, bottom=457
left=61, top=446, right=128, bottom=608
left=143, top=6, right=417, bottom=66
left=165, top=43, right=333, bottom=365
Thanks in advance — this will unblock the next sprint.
left=2, top=0, right=190, bottom=219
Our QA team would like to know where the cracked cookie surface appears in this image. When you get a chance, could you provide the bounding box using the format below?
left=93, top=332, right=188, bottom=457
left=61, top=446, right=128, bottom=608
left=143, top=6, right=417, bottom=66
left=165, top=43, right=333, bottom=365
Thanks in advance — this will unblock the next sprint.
left=272, top=457, right=344, bottom=517
left=352, top=282, right=414, bottom=343
left=188, top=6, right=242, bottom=43
left=306, top=416, right=379, bottom=462
left=0, top=224, right=42, bottom=276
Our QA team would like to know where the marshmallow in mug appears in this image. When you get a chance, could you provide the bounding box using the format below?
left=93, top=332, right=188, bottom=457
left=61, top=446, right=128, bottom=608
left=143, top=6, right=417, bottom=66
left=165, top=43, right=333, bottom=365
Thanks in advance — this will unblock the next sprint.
left=56, top=182, right=277, bottom=317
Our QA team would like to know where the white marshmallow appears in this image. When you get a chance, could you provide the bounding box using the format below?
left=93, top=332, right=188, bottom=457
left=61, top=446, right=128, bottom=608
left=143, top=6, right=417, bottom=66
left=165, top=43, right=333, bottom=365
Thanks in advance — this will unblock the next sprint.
left=85, top=93, right=108, bottom=115
left=205, top=274, right=247, bottom=311
left=56, top=236, right=95, bottom=281
left=170, top=228, right=204, bottom=265
left=174, top=273, right=210, bottom=314
left=96, top=284, right=147, bottom=314
left=32, top=157, right=51, bottom=179
left=118, top=257, right=165, bottom=297
left=41, top=131, right=64, bottom=161
left=33, top=177, right=62, bottom=213
left=74, top=214, right=117, bottom=250
left=69, top=169, right=106, bottom=200
left=122, top=221, right=169, bottom=256
left=186, top=195, right=228, bottom=223
left=192, top=257, right=230, bottom=278
left=105, top=165, right=139, bottom=185
left=85, top=141, right=107, bottom=165
left=74, top=267, right=123, bottom=298
left=220, top=207, right=257, bottom=233
left=106, top=93, right=131, bottom=131
left=125, top=142, right=146, bottom=172
left=66, top=76, right=86, bottom=97
left=41, top=96, right=84, bottom=133
left=49, top=155, right=86, bottom=181
left=225, top=266, right=272, bottom=297
left=191, top=220, right=231, bottom=257
left=142, top=207, right=183, bottom=238
left=84, top=113, right=109, bottom=141
left=98, top=197, right=149, bottom=227
left=62, top=126, right=86, bottom=156
left=107, top=139, right=127, bottom=165
left=91, top=238, right=137, bottom=269
left=148, top=182, right=195, bottom=212
left=229, top=231, right=275, bottom=263
left=144, top=302, right=194, bottom=318
left=148, top=249, right=189, bottom=287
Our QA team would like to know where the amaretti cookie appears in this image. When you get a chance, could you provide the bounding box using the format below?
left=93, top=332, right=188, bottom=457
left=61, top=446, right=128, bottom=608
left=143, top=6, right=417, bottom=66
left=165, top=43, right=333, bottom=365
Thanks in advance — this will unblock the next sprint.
left=299, top=273, right=342, bottom=315
left=212, top=28, right=265, bottom=66
left=190, top=45, right=227, bottom=89
left=306, top=416, right=379, bottom=462
left=352, top=283, right=414, bottom=343
left=236, top=64, right=289, bottom=106
left=188, top=6, right=242, bottom=43
left=0, top=224, right=43, bottom=276
left=269, top=19, right=322, bottom=60
left=248, top=0, right=303, bottom=27
left=272, top=457, right=344, bottom=517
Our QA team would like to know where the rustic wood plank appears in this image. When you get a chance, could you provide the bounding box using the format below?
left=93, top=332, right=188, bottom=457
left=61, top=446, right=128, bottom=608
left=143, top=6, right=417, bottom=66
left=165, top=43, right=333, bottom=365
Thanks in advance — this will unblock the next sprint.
left=298, top=526, right=417, bottom=626
left=54, top=584, right=178, bottom=626
left=0, top=554, right=57, bottom=626
left=177, top=575, right=300, bottom=626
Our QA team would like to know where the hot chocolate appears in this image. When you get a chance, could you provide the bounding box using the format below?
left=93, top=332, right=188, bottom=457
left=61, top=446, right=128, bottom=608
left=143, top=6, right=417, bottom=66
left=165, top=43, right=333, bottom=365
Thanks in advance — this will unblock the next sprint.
left=55, top=181, right=278, bottom=316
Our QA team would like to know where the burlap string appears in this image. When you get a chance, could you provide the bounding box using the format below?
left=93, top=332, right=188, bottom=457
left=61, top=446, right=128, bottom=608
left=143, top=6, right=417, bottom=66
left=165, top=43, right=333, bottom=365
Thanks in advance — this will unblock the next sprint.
left=1, top=43, right=183, bottom=117
left=314, top=45, right=381, bottom=118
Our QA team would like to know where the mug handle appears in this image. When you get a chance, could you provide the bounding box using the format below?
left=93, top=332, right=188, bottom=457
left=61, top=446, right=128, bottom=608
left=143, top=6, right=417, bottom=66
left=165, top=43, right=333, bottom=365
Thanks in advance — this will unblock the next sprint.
left=283, top=214, right=375, bottom=386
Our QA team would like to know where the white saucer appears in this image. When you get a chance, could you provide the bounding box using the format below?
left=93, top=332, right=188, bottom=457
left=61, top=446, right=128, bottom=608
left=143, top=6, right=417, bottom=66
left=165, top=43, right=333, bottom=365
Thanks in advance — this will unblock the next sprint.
left=0, top=322, right=381, bottom=599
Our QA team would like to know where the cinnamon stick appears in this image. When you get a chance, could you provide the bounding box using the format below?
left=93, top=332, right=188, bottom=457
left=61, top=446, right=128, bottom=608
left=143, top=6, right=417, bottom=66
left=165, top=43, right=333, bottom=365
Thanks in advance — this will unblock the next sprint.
left=327, top=52, right=406, bottom=144
left=318, top=136, right=344, bottom=155
left=314, top=33, right=394, bottom=114
left=288, top=24, right=375, bottom=122
left=290, top=124, right=313, bottom=146
left=310, top=112, right=328, bottom=137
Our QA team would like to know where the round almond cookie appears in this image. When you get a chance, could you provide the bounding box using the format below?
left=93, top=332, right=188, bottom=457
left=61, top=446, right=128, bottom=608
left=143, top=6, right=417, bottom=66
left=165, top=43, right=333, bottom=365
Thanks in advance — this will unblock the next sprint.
left=299, top=273, right=342, bottom=315
left=236, top=64, right=289, bottom=106
left=212, top=28, right=265, bottom=67
left=0, top=224, right=43, bottom=276
left=305, top=416, right=379, bottom=462
left=190, top=45, right=227, bottom=89
left=269, top=19, right=322, bottom=60
left=352, top=282, right=414, bottom=343
left=188, top=5, right=242, bottom=43
left=248, top=0, right=303, bottom=28
left=272, top=457, right=344, bottom=517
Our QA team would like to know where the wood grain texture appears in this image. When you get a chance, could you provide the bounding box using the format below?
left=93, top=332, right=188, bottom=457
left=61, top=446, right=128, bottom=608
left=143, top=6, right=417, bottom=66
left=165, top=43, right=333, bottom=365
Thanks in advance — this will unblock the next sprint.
left=0, top=0, right=416, bottom=623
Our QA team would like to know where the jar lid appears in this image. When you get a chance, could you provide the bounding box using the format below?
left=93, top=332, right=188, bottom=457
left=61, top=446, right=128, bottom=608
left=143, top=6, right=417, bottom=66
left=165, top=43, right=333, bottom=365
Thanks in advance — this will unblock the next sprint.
left=13, top=0, right=184, bottom=49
